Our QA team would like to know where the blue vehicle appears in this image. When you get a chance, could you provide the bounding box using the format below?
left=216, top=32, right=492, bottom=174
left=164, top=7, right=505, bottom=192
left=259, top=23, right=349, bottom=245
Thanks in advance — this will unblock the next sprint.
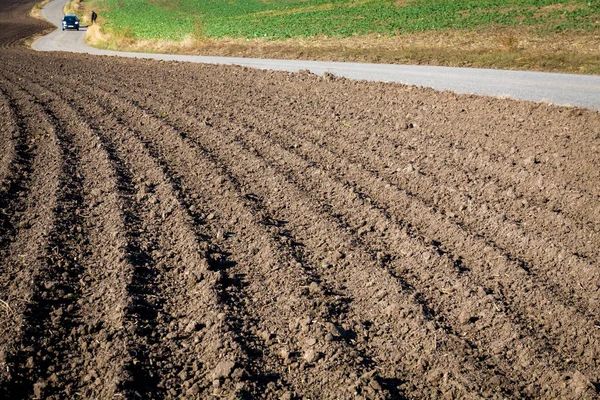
left=62, top=14, right=80, bottom=31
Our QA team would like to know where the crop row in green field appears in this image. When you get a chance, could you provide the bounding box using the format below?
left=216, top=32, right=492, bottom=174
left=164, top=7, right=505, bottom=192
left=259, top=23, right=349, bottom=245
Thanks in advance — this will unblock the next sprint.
left=97, top=0, right=600, bottom=41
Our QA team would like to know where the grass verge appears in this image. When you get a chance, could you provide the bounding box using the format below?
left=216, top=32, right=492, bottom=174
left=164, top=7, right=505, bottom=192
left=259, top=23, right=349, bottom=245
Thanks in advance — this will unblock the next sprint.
left=75, top=0, right=600, bottom=74
left=30, top=0, right=53, bottom=20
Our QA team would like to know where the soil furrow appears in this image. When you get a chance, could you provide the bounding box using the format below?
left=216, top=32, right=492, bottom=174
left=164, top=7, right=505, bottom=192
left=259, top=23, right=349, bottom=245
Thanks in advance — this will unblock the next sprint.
left=170, top=75, right=600, bottom=314
left=49, top=84, right=260, bottom=397
left=82, top=64, right=593, bottom=396
left=102, top=83, right=528, bottom=396
left=241, top=121, right=600, bottom=390
left=106, top=67, right=600, bottom=233
left=0, top=88, right=16, bottom=189
left=181, top=73, right=600, bottom=267
left=189, top=113, right=557, bottom=387
left=1, top=61, right=262, bottom=396
left=248, top=104, right=600, bottom=270
left=74, top=111, right=164, bottom=398
left=4, top=80, right=134, bottom=399
left=0, top=83, right=100, bottom=400
left=218, top=111, right=600, bottom=384
left=174, top=114, right=514, bottom=398
left=271, top=127, right=600, bottom=314
left=16, top=76, right=241, bottom=397
left=0, top=78, right=60, bottom=397
left=276, top=79, right=600, bottom=211
left=374, top=137, right=600, bottom=258
left=109, top=74, right=600, bottom=397
left=99, top=74, right=599, bottom=391
left=149, top=75, right=600, bottom=307
left=404, top=140, right=600, bottom=232
left=223, top=105, right=600, bottom=314
left=80, top=78, right=388, bottom=398
left=164, top=98, right=600, bottom=397
left=62, top=59, right=600, bottom=396
left=0, top=84, right=35, bottom=248
left=1, top=36, right=599, bottom=398
left=106, top=65, right=600, bottom=271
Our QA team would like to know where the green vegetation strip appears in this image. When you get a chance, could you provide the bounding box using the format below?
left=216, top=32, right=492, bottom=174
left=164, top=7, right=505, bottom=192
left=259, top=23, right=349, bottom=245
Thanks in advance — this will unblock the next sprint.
left=95, top=0, right=599, bottom=41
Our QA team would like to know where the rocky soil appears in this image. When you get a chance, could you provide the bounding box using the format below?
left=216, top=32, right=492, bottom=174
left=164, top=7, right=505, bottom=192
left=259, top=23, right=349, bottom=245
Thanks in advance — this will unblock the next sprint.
left=1, top=0, right=599, bottom=398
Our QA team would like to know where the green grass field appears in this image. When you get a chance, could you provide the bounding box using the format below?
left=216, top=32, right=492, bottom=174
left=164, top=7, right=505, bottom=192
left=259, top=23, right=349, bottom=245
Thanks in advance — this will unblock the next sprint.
left=77, top=0, right=599, bottom=74
left=96, top=0, right=599, bottom=41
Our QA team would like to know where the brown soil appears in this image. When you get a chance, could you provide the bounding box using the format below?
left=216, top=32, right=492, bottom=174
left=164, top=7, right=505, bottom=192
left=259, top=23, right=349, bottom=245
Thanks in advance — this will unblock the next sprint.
left=1, top=0, right=600, bottom=398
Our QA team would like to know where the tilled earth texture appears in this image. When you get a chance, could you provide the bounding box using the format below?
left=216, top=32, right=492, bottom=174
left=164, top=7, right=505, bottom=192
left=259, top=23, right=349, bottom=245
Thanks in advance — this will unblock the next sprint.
left=1, top=0, right=600, bottom=399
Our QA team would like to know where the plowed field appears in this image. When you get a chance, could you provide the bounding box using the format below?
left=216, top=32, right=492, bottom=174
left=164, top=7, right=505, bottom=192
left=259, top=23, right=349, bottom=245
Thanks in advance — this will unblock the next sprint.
left=1, top=0, right=600, bottom=399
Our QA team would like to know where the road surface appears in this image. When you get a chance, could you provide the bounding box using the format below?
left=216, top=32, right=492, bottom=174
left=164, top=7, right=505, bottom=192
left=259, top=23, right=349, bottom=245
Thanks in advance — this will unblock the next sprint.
left=33, top=0, right=600, bottom=110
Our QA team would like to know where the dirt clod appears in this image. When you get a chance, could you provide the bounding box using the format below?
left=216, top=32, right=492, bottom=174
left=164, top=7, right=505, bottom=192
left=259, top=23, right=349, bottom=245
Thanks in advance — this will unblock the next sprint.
left=212, top=360, right=236, bottom=380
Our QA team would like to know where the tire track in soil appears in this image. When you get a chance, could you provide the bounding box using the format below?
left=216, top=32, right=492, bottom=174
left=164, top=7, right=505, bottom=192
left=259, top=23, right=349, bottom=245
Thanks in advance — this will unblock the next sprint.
left=91, top=77, right=529, bottom=398
left=0, top=78, right=60, bottom=394
left=75, top=76, right=388, bottom=398
left=102, top=73, right=598, bottom=397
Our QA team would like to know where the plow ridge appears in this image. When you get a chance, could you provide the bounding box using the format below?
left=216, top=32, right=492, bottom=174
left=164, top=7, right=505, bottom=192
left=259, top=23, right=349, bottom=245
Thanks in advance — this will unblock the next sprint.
left=0, top=78, right=61, bottom=396
left=87, top=83, right=376, bottom=397
left=91, top=72, right=548, bottom=396
left=0, top=84, right=35, bottom=248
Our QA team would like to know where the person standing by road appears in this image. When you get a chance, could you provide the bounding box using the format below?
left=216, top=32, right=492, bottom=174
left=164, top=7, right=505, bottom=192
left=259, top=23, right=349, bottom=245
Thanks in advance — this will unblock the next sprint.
left=91, top=10, right=97, bottom=24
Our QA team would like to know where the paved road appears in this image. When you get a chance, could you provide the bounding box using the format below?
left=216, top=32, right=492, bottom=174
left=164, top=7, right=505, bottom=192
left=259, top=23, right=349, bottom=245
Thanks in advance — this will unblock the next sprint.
left=33, top=0, right=600, bottom=110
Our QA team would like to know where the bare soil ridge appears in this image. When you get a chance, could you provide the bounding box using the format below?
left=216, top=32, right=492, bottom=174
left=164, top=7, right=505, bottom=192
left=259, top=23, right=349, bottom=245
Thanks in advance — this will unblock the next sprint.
left=1, top=0, right=600, bottom=398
